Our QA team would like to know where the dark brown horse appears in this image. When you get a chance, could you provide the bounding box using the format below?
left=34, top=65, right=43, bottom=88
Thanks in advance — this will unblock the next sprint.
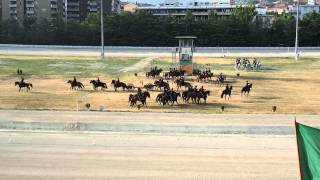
left=15, top=81, right=33, bottom=92
left=241, top=83, right=253, bottom=96
left=90, top=80, right=107, bottom=90
left=221, top=86, right=233, bottom=100
left=129, top=91, right=150, bottom=106
left=67, top=80, right=84, bottom=90
left=111, top=80, right=127, bottom=91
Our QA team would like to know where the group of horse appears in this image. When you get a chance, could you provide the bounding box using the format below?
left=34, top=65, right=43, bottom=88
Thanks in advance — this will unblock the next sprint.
left=66, top=78, right=137, bottom=92
left=13, top=64, right=254, bottom=109
left=194, top=70, right=214, bottom=82
left=235, top=58, right=262, bottom=71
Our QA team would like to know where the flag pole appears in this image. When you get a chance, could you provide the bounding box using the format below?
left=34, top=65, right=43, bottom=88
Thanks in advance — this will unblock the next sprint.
left=294, top=117, right=302, bottom=180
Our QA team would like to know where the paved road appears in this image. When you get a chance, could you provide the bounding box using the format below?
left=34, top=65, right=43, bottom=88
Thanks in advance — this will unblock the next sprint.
left=1, top=110, right=319, bottom=179
left=1, top=44, right=319, bottom=57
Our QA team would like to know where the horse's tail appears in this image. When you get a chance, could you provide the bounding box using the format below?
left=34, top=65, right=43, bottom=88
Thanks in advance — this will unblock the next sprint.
left=221, top=91, right=224, bottom=98
left=30, top=84, right=33, bottom=88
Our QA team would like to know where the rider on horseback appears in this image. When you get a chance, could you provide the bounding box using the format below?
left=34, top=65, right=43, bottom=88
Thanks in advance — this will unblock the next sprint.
left=194, top=86, right=198, bottom=93
left=97, top=77, right=101, bottom=84
left=20, top=77, right=25, bottom=84
left=72, top=76, right=77, bottom=84
left=137, top=88, right=143, bottom=101
left=226, top=84, right=230, bottom=91
left=199, top=86, right=204, bottom=93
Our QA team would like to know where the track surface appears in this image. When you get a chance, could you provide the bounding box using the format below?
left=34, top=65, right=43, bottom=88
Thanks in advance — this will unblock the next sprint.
left=1, top=44, right=320, bottom=57
left=1, top=110, right=320, bottom=179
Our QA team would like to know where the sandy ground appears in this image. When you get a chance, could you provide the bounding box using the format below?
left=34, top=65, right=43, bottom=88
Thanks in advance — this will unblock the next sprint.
left=1, top=110, right=320, bottom=126
left=0, top=111, right=319, bottom=179
left=0, top=131, right=298, bottom=180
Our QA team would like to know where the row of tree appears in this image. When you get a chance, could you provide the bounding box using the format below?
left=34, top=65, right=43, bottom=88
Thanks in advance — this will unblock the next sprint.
left=1, top=6, right=320, bottom=46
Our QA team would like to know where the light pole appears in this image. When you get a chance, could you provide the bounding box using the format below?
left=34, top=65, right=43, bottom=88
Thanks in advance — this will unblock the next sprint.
left=294, top=0, right=299, bottom=61
left=101, top=0, right=105, bottom=59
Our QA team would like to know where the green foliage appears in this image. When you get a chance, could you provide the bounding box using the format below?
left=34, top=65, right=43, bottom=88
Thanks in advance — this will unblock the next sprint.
left=0, top=9, right=319, bottom=46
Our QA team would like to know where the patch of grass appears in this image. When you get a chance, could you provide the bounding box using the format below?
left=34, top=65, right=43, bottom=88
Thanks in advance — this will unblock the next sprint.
left=0, top=56, right=141, bottom=79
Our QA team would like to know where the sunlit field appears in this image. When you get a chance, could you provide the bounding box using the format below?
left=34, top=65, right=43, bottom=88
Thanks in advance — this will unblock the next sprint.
left=0, top=54, right=319, bottom=114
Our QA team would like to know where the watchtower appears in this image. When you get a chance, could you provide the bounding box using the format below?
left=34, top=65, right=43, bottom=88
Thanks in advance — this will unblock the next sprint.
left=175, top=36, right=197, bottom=75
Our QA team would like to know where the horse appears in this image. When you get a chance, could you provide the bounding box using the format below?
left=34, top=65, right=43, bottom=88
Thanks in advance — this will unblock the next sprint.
left=15, top=81, right=33, bottom=92
left=111, top=80, right=127, bottom=91
left=144, top=83, right=156, bottom=91
left=146, top=68, right=163, bottom=78
left=129, top=91, right=150, bottom=106
left=126, top=83, right=135, bottom=91
left=241, top=84, right=252, bottom=96
left=175, top=79, right=192, bottom=90
left=154, top=80, right=169, bottom=90
left=90, top=80, right=107, bottom=90
left=156, top=91, right=180, bottom=106
left=67, top=80, right=84, bottom=90
left=196, top=90, right=210, bottom=104
left=197, top=72, right=213, bottom=82
left=221, top=86, right=233, bottom=100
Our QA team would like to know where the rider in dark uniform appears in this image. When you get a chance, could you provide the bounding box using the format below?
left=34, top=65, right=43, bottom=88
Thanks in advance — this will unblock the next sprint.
left=97, top=77, right=101, bottom=83
left=73, top=76, right=77, bottom=84
left=137, top=88, right=143, bottom=101
left=20, top=77, right=25, bottom=84
left=116, top=77, right=120, bottom=84
left=226, top=84, right=230, bottom=91
left=199, top=86, right=204, bottom=93
left=194, top=86, right=198, bottom=93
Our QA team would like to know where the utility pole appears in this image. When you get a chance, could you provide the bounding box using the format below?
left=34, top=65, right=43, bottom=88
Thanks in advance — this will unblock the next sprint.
left=101, top=0, right=105, bottom=59
left=65, top=0, right=68, bottom=22
left=294, top=0, right=299, bottom=61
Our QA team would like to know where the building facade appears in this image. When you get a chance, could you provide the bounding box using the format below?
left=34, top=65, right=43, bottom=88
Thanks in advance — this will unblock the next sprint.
left=121, top=2, right=138, bottom=12
left=62, top=0, right=121, bottom=21
left=137, top=5, right=236, bottom=20
left=1, top=0, right=63, bottom=20
left=1, top=0, right=121, bottom=21
left=289, top=4, right=320, bottom=19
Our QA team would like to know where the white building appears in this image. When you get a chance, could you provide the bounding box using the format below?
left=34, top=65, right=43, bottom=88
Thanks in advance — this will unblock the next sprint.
left=289, top=4, right=320, bottom=19
left=138, top=0, right=238, bottom=20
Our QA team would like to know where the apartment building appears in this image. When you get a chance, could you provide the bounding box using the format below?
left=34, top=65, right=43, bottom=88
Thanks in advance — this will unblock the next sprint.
left=2, top=0, right=120, bottom=21
left=137, top=0, right=236, bottom=20
left=63, top=0, right=120, bottom=21
left=1, top=0, right=63, bottom=20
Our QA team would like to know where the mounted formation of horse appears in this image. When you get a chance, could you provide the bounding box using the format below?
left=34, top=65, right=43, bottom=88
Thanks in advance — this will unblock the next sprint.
left=146, top=67, right=163, bottom=78
left=13, top=64, right=255, bottom=109
left=235, top=57, right=262, bottom=71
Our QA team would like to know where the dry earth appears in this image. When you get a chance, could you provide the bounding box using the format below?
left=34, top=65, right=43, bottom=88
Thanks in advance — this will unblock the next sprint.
left=1, top=111, right=320, bottom=180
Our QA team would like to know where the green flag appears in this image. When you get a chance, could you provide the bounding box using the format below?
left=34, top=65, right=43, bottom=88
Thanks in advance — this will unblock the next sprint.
left=296, top=122, right=320, bottom=180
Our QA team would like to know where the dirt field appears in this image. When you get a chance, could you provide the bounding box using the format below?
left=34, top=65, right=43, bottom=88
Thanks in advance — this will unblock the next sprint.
left=2, top=111, right=319, bottom=180
left=0, top=131, right=298, bottom=180
left=0, top=55, right=319, bottom=114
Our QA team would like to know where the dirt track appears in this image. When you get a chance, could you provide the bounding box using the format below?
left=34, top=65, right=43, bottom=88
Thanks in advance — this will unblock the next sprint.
left=0, top=110, right=320, bottom=179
